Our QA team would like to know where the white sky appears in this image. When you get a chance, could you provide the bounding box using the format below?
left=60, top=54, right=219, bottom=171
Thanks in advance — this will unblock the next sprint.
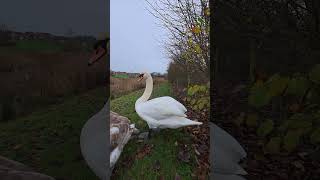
left=110, top=0, right=169, bottom=73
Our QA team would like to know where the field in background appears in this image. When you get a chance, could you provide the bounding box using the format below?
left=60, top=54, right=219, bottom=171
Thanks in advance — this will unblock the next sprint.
left=0, top=39, right=106, bottom=121
left=112, top=74, right=129, bottom=79
left=111, top=76, right=166, bottom=99
left=0, top=87, right=107, bottom=180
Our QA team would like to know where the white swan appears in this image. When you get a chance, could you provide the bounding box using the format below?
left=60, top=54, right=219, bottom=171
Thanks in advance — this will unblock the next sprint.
left=135, top=72, right=202, bottom=130
left=210, top=122, right=247, bottom=180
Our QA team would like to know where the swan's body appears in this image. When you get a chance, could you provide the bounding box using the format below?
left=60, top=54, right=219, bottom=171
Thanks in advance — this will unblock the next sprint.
left=210, top=122, right=247, bottom=180
left=135, top=72, right=202, bottom=129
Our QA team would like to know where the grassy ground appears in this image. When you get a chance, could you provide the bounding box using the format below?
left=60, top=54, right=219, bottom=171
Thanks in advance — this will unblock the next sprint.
left=0, top=87, right=107, bottom=180
left=111, top=83, right=196, bottom=179
left=0, top=40, right=90, bottom=55
left=0, top=82, right=195, bottom=180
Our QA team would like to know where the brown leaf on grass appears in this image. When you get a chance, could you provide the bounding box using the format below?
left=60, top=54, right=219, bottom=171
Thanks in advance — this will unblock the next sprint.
left=136, top=144, right=153, bottom=160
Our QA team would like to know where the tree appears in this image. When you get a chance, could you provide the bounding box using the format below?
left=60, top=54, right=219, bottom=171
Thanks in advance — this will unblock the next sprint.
left=146, top=0, right=210, bottom=81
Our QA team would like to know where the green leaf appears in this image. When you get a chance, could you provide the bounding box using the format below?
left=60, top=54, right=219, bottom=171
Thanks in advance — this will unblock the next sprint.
left=257, top=119, right=274, bottom=137
left=187, top=86, right=195, bottom=96
left=246, top=113, right=258, bottom=127
left=283, top=130, right=302, bottom=152
left=287, top=120, right=312, bottom=133
left=286, top=77, right=309, bottom=97
left=267, top=74, right=289, bottom=97
left=309, top=64, right=320, bottom=84
left=249, top=84, right=270, bottom=108
left=198, top=102, right=204, bottom=110
left=197, top=17, right=205, bottom=25
left=310, top=128, right=320, bottom=145
left=265, top=137, right=281, bottom=154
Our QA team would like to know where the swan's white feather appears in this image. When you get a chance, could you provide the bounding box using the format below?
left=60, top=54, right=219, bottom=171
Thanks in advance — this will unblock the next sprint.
left=154, top=116, right=202, bottom=129
left=136, top=96, right=187, bottom=120
left=135, top=73, right=203, bottom=129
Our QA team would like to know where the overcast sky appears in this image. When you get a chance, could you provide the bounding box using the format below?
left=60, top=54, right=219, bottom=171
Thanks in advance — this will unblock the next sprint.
left=110, top=0, right=169, bottom=73
left=0, top=0, right=108, bottom=37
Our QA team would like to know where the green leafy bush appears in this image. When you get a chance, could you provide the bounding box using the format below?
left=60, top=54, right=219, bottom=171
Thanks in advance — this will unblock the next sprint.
left=185, top=84, right=210, bottom=111
left=247, top=64, right=320, bottom=154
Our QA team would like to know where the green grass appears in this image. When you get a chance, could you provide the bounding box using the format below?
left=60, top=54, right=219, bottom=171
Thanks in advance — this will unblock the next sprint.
left=0, top=87, right=107, bottom=180
left=112, top=74, right=129, bottom=79
left=0, top=83, right=195, bottom=179
left=111, top=83, right=195, bottom=179
left=15, top=40, right=63, bottom=53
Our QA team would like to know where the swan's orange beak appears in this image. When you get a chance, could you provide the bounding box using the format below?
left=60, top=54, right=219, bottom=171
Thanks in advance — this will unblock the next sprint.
left=137, top=74, right=144, bottom=81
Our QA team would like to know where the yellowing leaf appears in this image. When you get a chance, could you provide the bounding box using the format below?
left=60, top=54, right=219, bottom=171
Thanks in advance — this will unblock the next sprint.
left=204, top=8, right=210, bottom=16
left=266, top=74, right=289, bottom=97
left=286, top=77, right=309, bottom=97
left=194, top=44, right=202, bottom=53
left=191, top=26, right=201, bottom=34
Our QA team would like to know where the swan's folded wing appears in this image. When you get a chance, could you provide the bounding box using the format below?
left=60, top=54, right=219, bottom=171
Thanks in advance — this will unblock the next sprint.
left=136, top=96, right=187, bottom=120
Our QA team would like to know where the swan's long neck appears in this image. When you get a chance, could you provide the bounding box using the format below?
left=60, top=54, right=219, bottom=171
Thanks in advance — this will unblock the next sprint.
left=137, top=76, right=153, bottom=103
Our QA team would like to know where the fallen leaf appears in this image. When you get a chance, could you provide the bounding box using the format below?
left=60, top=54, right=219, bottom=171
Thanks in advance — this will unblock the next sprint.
left=136, top=144, right=152, bottom=159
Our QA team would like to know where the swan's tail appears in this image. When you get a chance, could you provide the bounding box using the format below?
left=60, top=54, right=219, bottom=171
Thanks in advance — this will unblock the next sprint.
left=157, top=117, right=202, bottom=129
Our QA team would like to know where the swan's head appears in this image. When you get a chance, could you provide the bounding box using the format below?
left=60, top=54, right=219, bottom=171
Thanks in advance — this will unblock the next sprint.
left=137, top=72, right=151, bottom=81
left=88, top=34, right=109, bottom=66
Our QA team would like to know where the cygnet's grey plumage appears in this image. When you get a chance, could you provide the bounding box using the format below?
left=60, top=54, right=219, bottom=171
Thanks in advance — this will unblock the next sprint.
left=80, top=101, right=109, bottom=180
left=210, top=122, right=247, bottom=180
